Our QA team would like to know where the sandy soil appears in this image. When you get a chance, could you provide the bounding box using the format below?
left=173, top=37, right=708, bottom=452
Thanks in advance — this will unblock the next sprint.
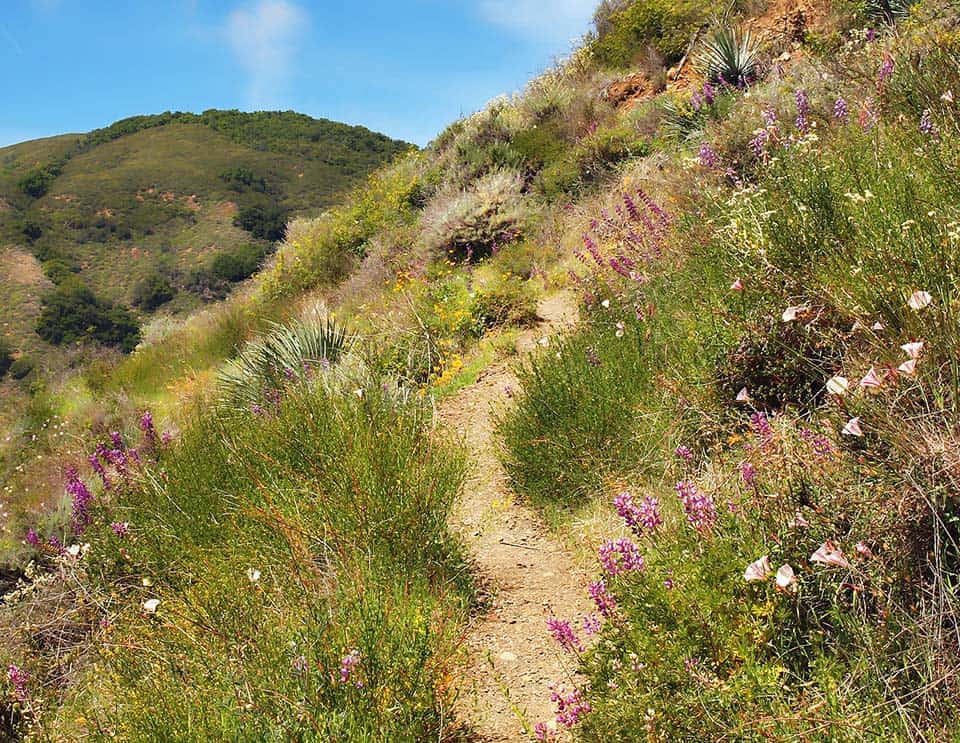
left=440, top=293, right=593, bottom=741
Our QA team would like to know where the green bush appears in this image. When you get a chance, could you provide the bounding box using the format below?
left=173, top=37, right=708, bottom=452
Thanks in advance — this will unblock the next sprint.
left=35, top=281, right=141, bottom=352
left=510, top=120, right=570, bottom=171
left=132, top=273, right=176, bottom=310
left=471, top=276, right=539, bottom=329
left=421, top=169, right=531, bottom=260
left=590, top=0, right=708, bottom=69
left=234, top=204, right=290, bottom=242
left=210, top=243, right=270, bottom=283
left=55, top=387, right=470, bottom=740
left=0, top=340, right=13, bottom=379
left=538, top=124, right=650, bottom=199
left=715, top=308, right=848, bottom=412
left=8, top=357, right=35, bottom=380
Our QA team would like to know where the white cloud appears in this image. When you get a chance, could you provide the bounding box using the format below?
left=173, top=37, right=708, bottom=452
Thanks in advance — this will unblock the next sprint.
left=223, top=0, right=308, bottom=109
left=476, top=0, right=596, bottom=43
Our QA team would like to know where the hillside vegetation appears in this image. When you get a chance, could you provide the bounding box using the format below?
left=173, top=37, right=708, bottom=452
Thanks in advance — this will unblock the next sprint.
left=3, top=0, right=960, bottom=741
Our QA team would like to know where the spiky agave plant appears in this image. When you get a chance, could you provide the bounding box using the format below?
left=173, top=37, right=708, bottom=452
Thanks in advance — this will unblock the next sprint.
left=217, top=311, right=350, bottom=412
left=696, top=25, right=761, bottom=87
left=865, top=0, right=916, bottom=23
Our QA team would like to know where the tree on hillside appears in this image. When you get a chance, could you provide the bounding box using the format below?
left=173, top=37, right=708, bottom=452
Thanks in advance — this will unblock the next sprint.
left=36, top=281, right=141, bottom=353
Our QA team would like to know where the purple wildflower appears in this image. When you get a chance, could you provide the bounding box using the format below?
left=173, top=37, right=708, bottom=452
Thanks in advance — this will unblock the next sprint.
left=586, top=346, right=602, bottom=367
left=47, top=535, right=65, bottom=555
left=675, top=445, right=693, bottom=463
left=740, top=461, right=757, bottom=487
left=111, top=522, right=130, bottom=538
left=691, top=91, right=704, bottom=111
left=676, top=480, right=717, bottom=532
left=833, top=97, right=850, bottom=122
left=801, top=428, right=834, bottom=460
left=534, top=722, right=558, bottom=742
left=703, top=81, right=716, bottom=105
left=140, top=410, right=158, bottom=450
left=920, top=109, right=939, bottom=139
left=66, top=467, right=94, bottom=534
left=339, top=649, right=362, bottom=687
left=750, top=128, right=771, bottom=159
left=582, top=614, right=601, bottom=636
left=25, top=528, right=41, bottom=547
left=598, top=539, right=645, bottom=576
left=589, top=580, right=618, bottom=617
left=546, top=617, right=583, bottom=653
left=698, top=142, right=720, bottom=169
left=551, top=686, right=591, bottom=728
left=795, top=90, right=811, bottom=134
left=622, top=192, right=641, bottom=223
left=109, top=431, right=124, bottom=450
left=7, top=664, right=28, bottom=703
left=878, top=54, right=895, bottom=90
left=750, top=412, right=774, bottom=447
left=582, top=234, right=603, bottom=266
left=761, top=108, right=778, bottom=127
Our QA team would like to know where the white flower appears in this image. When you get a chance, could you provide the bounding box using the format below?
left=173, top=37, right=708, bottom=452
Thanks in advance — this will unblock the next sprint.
left=775, top=564, right=797, bottom=592
left=782, top=305, right=807, bottom=322
left=810, top=541, right=851, bottom=569
left=601, top=299, right=611, bottom=309
left=538, top=336, right=550, bottom=347
left=858, top=367, right=883, bottom=389
left=942, top=90, right=955, bottom=103
left=246, top=568, right=261, bottom=583
left=615, top=321, right=626, bottom=338
left=842, top=417, right=863, bottom=437
left=736, top=387, right=751, bottom=403
left=900, top=341, right=924, bottom=359
left=826, top=376, right=849, bottom=396
left=353, top=388, right=364, bottom=399
left=907, top=290, right=933, bottom=310
left=898, top=359, right=917, bottom=376
left=744, top=556, right=772, bottom=582
left=143, top=598, right=160, bottom=614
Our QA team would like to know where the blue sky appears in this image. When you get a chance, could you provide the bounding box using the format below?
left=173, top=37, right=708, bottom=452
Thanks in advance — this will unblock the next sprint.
left=1, top=0, right=597, bottom=148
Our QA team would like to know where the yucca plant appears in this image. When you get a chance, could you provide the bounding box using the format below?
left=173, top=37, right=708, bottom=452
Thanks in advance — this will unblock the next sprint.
left=865, top=0, right=916, bottom=23
left=696, top=25, right=761, bottom=86
left=217, top=311, right=350, bottom=412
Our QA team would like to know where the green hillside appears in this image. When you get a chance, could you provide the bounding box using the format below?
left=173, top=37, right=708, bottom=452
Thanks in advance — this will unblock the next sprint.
left=0, top=111, right=411, bottom=355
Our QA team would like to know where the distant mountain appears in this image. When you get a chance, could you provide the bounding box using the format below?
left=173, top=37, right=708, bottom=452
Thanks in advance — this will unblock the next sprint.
left=0, top=110, right=412, bottom=356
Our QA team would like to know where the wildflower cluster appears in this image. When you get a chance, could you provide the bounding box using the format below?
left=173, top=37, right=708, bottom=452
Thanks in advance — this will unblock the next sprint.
left=675, top=480, right=716, bottom=532
left=571, top=189, right=670, bottom=307
left=613, top=491, right=662, bottom=536
left=546, top=617, right=583, bottom=653
left=598, top=538, right=645, bottom=576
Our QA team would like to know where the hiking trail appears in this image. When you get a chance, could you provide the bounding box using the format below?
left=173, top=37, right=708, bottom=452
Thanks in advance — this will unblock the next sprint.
left=439, top=292, right=593, bottom=741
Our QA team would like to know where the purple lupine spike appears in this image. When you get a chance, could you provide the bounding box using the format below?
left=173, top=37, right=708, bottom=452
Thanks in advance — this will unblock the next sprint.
left=66, top=467, right=94, bottom=534
left=703, top=80, right=716, bottom=104
left=833, top=97, right=849, bottom=122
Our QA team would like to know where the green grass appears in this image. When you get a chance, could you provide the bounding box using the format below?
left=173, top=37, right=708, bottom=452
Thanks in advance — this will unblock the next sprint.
left=18, top=384, right=471, bottom=741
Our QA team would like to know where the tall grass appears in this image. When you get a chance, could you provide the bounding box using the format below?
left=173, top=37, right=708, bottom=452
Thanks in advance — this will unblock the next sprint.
left=20, top=385, right=472, bottom=741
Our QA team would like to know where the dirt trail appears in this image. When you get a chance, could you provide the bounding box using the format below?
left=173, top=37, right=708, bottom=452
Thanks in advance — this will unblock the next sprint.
left=440, top=293, right=593, bottom=741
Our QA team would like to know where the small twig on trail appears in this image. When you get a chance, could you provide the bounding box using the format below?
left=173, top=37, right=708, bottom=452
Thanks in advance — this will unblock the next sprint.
left=499, top=539, right=542, bottom=551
